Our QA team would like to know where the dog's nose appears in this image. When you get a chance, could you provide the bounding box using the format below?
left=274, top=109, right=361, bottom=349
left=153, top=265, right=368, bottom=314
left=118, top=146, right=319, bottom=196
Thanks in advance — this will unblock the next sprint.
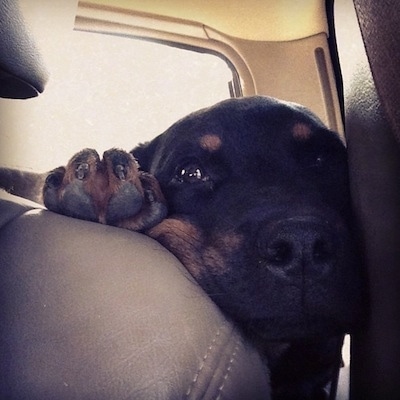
left=259, top=217, right=338, bottom=280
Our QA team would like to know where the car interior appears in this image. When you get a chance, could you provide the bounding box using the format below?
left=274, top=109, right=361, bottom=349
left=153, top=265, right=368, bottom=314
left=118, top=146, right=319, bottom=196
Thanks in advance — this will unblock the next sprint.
left=1, top=0, right=400, bottom=399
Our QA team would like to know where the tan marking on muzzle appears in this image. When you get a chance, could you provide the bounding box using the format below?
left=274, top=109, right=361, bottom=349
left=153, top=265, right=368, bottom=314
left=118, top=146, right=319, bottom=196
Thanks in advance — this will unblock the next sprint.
left=148, top=217, right=204, bottom=279
left=199, top=134, right=222, bottom=152
left=292, top=123, right=312, bottom=141
left=202, top=231, right=244, bottom=276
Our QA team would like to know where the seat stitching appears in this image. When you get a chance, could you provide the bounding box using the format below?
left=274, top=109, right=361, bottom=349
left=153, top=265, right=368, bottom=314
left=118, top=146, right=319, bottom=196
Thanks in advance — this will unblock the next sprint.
left=215, top=340, right=240, bottom=400
left=185, top=328, right=221, bottom=398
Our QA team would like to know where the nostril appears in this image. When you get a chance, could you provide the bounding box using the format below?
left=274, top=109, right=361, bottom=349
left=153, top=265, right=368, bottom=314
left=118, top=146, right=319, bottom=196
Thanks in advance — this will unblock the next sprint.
left=312, top=238, right=334, bottom=264
left=265, top=240, right=293, bottom=265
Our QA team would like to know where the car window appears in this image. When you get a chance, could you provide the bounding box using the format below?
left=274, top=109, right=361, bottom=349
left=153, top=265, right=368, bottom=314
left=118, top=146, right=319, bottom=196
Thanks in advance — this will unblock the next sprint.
left=0, top=0, right=232, bottom=172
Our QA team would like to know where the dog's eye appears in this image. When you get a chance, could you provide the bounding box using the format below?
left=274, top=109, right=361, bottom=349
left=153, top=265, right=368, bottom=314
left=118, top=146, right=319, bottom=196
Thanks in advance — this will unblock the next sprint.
left=302, top=154, right=325, bottom=169
left=312, top=156, right=324, bottom=168
left=177, top=163, right=206, bottom=183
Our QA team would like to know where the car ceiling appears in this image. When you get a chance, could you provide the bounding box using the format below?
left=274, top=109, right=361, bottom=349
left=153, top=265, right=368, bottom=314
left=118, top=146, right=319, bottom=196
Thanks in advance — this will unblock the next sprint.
left=79, top=0, right=328, bottom=41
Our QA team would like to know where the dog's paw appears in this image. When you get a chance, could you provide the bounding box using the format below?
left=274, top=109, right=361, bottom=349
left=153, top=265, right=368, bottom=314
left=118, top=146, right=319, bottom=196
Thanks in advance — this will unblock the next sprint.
left=43, top=148, right=167, bottom=231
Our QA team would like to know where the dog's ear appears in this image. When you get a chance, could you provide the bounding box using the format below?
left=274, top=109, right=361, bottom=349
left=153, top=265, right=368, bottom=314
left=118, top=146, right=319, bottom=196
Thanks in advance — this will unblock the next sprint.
left=130, top=134, right=163, bottom=172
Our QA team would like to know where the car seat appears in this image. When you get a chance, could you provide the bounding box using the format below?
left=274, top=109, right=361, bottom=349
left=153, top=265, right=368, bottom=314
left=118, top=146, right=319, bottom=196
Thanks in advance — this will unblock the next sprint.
left=334, top=0, right=400, bottom=398
left=0, top=1, right=269, bottom=398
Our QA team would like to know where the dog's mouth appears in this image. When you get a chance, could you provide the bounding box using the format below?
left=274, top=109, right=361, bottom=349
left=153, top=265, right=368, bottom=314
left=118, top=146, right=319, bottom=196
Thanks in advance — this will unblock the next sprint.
left=241, top=306, right=359, bottom=341
left=210, top=274, right=362, bottom=341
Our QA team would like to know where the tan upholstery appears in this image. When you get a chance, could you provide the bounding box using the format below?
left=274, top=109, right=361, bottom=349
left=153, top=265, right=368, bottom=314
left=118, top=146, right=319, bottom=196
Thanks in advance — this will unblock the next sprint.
left=0, top=191, right=270, bottom=399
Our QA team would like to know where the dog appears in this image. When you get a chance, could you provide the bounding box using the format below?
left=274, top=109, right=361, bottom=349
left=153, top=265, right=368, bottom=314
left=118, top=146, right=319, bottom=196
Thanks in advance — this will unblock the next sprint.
left=1, top=96, right=364, bottom=399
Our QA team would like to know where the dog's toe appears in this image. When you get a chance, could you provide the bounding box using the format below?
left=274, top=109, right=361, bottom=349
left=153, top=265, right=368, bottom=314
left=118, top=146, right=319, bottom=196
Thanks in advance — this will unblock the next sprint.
left=104, top=149, right=136, bottom=181
left=43, top=166, right=66, bottom=212
left=102, top=149, right=145, bottom=224
left=43, top=149, right=102, bottom=221
left=106, top=183, right=144, bottom=223
left=44, top=167, right=65, bottom=189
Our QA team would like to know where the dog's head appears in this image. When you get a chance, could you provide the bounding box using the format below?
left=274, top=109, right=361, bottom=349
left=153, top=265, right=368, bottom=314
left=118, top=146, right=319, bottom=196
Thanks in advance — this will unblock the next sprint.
left=133, top=96, right=364, bottom=340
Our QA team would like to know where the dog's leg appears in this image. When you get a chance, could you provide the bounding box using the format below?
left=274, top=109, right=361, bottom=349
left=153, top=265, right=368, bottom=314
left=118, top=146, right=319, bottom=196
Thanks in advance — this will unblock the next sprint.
left=0, top=167, right=46, bottom=204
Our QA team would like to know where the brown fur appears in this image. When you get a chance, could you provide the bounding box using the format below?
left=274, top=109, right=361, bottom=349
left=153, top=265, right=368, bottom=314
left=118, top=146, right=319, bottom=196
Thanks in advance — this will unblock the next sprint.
left=199, top=134, right=222, bottom=152
left=292, top=122, right=312, bottom=141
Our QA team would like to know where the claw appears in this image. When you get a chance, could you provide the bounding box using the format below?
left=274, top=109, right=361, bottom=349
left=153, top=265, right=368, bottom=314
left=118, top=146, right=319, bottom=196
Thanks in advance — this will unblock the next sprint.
left=115, top=164, right=126, bottom=180
left=75, top=163, right=89, bottom=180
left=145, top=189, right=155, bottom=203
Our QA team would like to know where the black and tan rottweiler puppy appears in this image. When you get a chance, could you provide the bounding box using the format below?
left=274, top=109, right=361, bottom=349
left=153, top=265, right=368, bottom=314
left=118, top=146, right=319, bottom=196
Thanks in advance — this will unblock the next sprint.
left=1, top=96, right=364, bottom=399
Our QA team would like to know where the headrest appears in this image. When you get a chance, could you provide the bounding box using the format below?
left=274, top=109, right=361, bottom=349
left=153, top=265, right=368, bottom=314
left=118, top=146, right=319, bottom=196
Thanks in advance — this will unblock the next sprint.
left=0, top=0, right=49, bottom=98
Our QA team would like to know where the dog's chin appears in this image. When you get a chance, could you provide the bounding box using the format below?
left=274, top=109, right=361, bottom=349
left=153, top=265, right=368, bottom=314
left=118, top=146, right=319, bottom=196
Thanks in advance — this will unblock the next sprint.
left=242, top=315, right=353, bottom=342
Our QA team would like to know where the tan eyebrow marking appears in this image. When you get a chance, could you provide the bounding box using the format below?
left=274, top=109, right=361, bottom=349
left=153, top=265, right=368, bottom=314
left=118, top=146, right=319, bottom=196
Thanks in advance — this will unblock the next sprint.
left=199, top=134, right=222, bottom=152
left=292, top=123, right=312, bottom=141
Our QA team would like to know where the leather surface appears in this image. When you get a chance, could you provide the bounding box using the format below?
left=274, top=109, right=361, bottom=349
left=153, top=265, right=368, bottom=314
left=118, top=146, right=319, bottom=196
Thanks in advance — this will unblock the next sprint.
left=0, top=191, right=270, bottom=399
left=353, top=0, right=400, bottom=144
left=0, top=0, right=48, bottom=98
left=336, top=2, right=400, bottom=396
left=345, top=67, right=400, bottom=399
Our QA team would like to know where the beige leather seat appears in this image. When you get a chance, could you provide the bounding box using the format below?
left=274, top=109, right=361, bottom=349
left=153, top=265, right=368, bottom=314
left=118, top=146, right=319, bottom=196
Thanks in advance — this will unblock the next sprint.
left=0, top=191, right=269, bottom=399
